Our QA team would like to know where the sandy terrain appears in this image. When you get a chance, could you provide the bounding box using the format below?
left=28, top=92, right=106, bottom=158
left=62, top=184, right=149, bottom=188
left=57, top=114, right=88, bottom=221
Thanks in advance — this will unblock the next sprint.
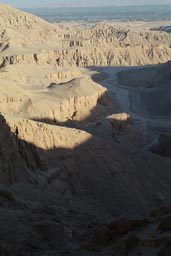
left=0, top=3, right=171, bottom=256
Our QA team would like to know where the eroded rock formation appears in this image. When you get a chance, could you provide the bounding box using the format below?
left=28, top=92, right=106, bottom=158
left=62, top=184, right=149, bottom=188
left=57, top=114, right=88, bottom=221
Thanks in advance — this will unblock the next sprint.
left=0, top=4, right=171, bottom=256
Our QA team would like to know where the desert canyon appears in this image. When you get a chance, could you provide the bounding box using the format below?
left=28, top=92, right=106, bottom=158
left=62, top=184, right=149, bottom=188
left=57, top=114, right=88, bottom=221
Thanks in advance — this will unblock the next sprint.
left=0, top=3, right=171, bottom=255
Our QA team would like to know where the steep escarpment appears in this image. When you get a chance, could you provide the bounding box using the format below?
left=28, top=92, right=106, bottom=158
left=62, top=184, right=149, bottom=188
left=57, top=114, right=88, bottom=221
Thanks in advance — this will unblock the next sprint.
left=1, top=112, right=171, bottom=255
left=1, top=44, right=171, bottom=68
left=0, top=114, right=41, bottom=184
left=0, top=114, right=92, bottom=184
left=24, top=80, right=107, bottom=123
left=1, top=113, right=171, bottom=214
left=0, top=76, right=107, bottom=122
left=0, top=4, right=171, bottom=255
left=0, top=3, right=63, bottom=54
left=68, top=22, right=171, bottom=46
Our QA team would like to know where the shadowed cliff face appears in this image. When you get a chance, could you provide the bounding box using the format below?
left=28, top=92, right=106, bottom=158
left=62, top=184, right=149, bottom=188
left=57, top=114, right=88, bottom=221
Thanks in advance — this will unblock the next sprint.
left=0, top=114, right=45, bottom=184
left=0, top=113, right=171, bottom=255
left=0, top=4, right=171, bottom=255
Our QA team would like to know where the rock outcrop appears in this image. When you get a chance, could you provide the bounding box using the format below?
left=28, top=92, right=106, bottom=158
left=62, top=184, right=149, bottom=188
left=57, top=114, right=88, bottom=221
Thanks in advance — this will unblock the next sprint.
left=1, top=4, right=171, bottom=68
left=0, top=4, right=171, bottom=256
left=1, top=44, right=171, bottom=68
left=0, top=76, right=107, bottom=123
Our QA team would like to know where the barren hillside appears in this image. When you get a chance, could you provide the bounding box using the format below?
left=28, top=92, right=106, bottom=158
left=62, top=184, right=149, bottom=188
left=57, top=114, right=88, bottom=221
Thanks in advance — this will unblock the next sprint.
left=1, top=4, right=171, bottom=67
left=0, top=4, right=171, bottom=256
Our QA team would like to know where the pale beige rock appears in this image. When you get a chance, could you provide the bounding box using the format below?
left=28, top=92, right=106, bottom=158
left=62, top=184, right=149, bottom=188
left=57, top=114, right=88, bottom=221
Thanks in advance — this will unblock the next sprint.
left=1, top=4, right=171, bottom=68
left=0, top=4, right=171, bottom=256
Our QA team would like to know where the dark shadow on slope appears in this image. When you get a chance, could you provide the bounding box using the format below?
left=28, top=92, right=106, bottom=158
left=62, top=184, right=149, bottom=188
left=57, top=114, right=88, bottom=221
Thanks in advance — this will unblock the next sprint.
left=0, top=110, right=171, bottom=254
left=30, top=63, right=171, bottom=149
left=88, top=64, right=161, bottom=88
left=1, top=63, right=171, bottom=254
left=88, top=64, right=171, bottom=117
left=1, top=113, right=171, bottom=209
left=30, top=64, right=160, bottom=131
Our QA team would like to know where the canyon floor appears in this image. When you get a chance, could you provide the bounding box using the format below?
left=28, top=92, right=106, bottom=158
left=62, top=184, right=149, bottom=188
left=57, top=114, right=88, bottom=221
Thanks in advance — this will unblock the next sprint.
left=0, top=3, right=171, bottom=256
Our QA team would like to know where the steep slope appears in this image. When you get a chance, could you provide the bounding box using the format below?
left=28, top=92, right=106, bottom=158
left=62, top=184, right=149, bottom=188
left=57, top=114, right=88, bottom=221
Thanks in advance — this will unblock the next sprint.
left=0, top=113, right=171, bottom=254
left=0, top=4, right=171, bottom=256
left=0, top=3, right=63, bottom=55
left=1, top=113, right=171, bottom=214
left=0, top=72, right=107, bottom=123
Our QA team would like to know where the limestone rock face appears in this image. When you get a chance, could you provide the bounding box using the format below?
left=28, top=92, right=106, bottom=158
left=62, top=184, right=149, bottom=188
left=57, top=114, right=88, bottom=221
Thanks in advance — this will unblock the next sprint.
left=1, top=4, right=171, bottom=68
left=1, top=44, right=171, bottom=68
left=27, top=77, right=107, bottom=123
left=0, top=3, right=62, bottom=53
left=0, top=75, right=107, bottom=123
left=0, top=114, right=92, bottom=184
left=0, top=4, right=171, bottom=256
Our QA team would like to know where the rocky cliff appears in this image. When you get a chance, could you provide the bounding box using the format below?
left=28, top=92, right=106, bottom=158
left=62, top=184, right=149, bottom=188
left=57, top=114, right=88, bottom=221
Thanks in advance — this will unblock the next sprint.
left=0, top=4, right=171, bottom=256
left=1, top=4, right=171, bottom=68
